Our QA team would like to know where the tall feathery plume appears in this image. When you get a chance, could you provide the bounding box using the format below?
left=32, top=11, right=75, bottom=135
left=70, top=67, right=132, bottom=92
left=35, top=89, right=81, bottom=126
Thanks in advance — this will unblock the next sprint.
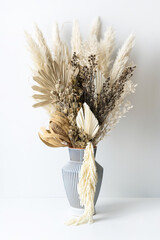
left=52, top=22, right=62, bottom=63
left=25, top=29, right=58, bottom=109
left=34, top=25, right=53, bottom=67
left=89, top=17, right=101, bottom=54
left=71, top=20, right=82, bottom=56
left=52, top=22, right=70, bottom=65
left=110, top=34, right=135, bottom=83
left=98, top=27, right=115, bottom=79
left=82, top=17, right=101, bottom=62
left=66, top=103, right=99, bottom=225
left=89, top=17, right=101, bottom=41
left=25, top=32, right=45, bottom=70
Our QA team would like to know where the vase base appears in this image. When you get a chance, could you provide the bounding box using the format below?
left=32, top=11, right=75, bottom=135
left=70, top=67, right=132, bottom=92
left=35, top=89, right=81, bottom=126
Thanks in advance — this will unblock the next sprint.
left=70, top=206, right=96, bottom=216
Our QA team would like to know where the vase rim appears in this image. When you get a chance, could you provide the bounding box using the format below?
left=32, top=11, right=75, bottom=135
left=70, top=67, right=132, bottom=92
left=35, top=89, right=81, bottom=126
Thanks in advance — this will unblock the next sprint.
left=68, top=146, right=97, bottom=150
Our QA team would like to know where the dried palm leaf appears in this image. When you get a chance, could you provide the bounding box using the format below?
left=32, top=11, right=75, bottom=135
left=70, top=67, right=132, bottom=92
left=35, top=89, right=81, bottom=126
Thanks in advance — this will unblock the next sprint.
left=76, top=103, right=99, bottom=139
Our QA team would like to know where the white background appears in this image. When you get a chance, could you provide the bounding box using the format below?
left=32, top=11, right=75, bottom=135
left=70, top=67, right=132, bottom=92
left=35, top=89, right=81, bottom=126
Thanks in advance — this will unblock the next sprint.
left=0, top=0, right=160, bottom=199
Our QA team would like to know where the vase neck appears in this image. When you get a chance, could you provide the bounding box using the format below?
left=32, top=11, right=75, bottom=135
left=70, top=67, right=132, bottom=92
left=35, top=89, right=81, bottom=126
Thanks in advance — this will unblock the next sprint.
left=68, top=147, right=97, bottom=162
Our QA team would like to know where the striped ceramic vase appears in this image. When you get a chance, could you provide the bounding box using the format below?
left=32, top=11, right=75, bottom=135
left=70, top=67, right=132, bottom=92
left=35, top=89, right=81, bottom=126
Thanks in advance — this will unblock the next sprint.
left=62, top=147, right=103, bottom=211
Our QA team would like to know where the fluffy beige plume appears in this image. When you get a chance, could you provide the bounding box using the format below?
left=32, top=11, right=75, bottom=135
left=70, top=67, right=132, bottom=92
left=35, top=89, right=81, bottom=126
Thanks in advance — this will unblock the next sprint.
left=111, top=34, right=135, bottom=83
left=26, top=25, right=73, bottom=110
left=25, top=25, right=54, bottom=72
left=98, top=27, right=115, bottom=78
left=52, top=23, right=72, bottom=85
left=71, top=20, right=82, bottom=55
left=76, top=103, right=99, bottom=138
left=25, top=32, right=45, bottom=70
left=80, top=17, right=101, bottom=63
left=66, top=142, right=97, bottom=225
left=34, top=25, right=53, bottom=66
left=52, top=23, right=62, bottom=61
left=89, top=17, right=101, bottom=40
left=52, top=22, right=70, bottom=65
left=88, top=17, right=101, bottom=55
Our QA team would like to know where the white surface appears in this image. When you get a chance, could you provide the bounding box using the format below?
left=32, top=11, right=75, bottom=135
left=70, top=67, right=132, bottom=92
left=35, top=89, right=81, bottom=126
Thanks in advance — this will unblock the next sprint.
left=0, top=198, right=160, bottom=240
left=1, top=0, right=160, bottom=199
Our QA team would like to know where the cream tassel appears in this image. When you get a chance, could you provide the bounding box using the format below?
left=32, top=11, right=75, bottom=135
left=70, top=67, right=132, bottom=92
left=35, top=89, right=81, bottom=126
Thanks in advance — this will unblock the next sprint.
left=65, top=142, right=98, bottom=226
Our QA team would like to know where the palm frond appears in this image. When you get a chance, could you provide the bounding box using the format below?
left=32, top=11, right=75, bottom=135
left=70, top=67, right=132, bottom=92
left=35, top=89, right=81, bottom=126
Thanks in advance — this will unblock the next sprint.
left=76, top=103, right=99, bottom=138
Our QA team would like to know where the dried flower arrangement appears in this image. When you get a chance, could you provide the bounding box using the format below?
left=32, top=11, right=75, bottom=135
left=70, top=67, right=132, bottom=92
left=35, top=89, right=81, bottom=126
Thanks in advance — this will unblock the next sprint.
left=26, top=18, right=136, bottom=225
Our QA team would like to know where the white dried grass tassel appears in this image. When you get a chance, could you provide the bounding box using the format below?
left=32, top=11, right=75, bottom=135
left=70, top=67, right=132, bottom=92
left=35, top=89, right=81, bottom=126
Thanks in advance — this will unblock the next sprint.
left=65, top=142, right=97, bottom=225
